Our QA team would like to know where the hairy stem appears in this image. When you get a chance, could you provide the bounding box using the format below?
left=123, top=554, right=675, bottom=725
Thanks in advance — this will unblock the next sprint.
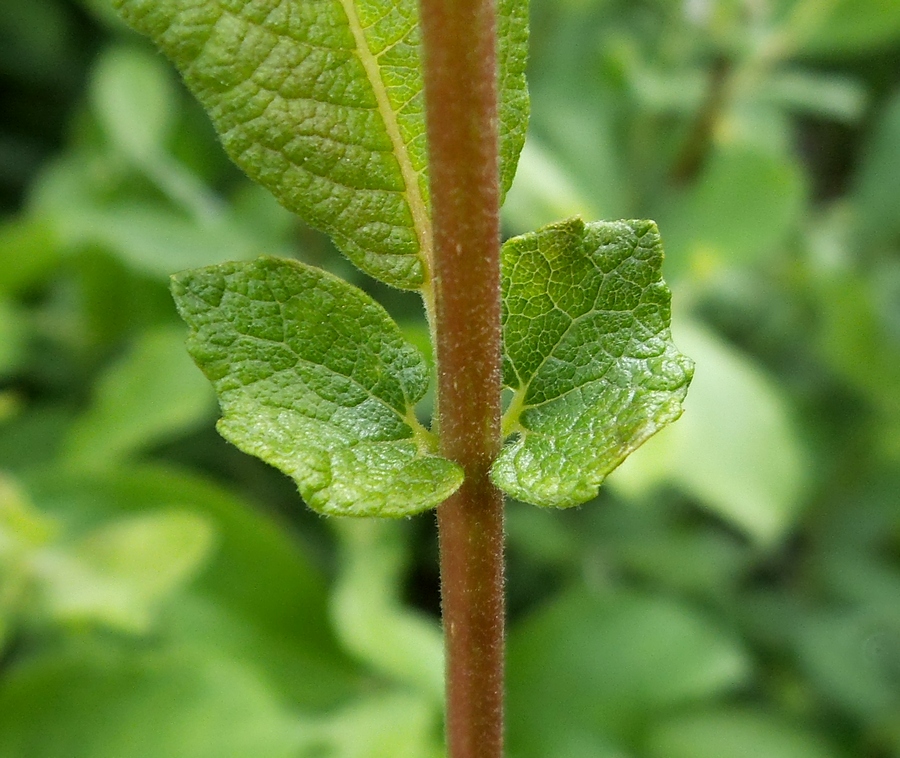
left=419, top=0, right=505, bottom=755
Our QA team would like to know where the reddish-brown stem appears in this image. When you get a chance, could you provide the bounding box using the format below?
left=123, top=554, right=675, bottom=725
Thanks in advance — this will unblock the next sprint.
left=418, top=0, right=505, bottom=756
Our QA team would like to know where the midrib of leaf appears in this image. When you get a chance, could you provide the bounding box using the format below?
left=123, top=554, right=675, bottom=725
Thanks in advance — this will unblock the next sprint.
left=501, top=386, right=526, bottom=437
left=339, top=0, right=434, bottom=289
left=503, top=308, right=613, bottom=422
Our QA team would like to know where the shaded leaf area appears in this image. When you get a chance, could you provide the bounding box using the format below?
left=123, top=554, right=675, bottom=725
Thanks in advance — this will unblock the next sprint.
left=0, top=646, right=442, bottom=758
left=330, top=519, right=444, bottom=702
left=657, top=146, right=806, bottom=280
left=0, top=474, right=212, bottom=635
left=19, top=467, right=353, bottom=706
left=0, top=467, right=446, bottom=757
left=0, top=650, right=304, bottom=758
left=494, top=217, right=693, bottom=507
left=113, top=0, right=528, bottom=289
left=173, top=256, right=462, bottom=517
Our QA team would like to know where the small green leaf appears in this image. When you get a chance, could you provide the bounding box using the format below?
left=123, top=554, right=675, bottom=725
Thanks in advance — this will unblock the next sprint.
left=330, top=520, right=444, bottom=701
left=90, top=45, right=177, bottom=164
left=113, top=0, right=528, bottom=290
left=172, top=256, right=462, bottom=517
left=493, top=217, right=693, bottom=508
left=37, top=510, right=215, bottom=633
left=64, top=326, right=216, bottom=467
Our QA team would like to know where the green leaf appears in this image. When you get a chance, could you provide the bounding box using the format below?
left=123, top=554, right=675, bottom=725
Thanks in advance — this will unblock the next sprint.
left=761, top=70, right=867, bottom=123
left=90, top=45, right=177, bottom=164
left=0, top=299, right=27, bottom=378
left=172, top=256, right=463, bottom=517
left=493, top=217, right=693, bottom=508
left=89, top=47, right=227, bottom=222
left=0, top=649, right=303, bottom=758
left=37, top=510, right=215, bottom=633
left=646, top=709, right=843, bottom=758
left=611, top=321, right=808, bottom=546
left=0, top=473, right=57, bottom=548
left=795, top=0, right=900, bottom=55
left=0, top=216, right=59, bottom=296
left=113, top=0, right=528, bottom=290
left=330, top=520, right=444, bottom=701
left=658, top=146, right=806, bottom=278
left=506, top=589, right=750, bottom=753
left=302, top=692, right=442, bottom=758
left=64, top=326, right=216, bottom=467
left=26, top=466, right=357, bottom=708
left=795, top=609, right=900, bottom=722
left=852, top=89, right=900, bottom=249
left=501, top=137, right=599, bottom=235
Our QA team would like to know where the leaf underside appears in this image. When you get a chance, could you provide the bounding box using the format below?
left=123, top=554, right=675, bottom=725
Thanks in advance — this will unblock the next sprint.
left=171, top=256, right=463, bottom=517
left=493, top=217, right=694, bottom=508
left=114, top=0, right=529, bottom=290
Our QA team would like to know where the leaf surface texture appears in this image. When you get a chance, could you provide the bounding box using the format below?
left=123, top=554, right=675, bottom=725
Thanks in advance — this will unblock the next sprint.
left=172, top=256, right=462, bottom=517
left=114, top=0, right=529, bottom=289
left=494, top=217, right=693, bottom=507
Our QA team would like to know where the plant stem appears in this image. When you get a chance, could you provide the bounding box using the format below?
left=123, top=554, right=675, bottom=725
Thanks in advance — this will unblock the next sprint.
left=418, top=0, right=505, bottom=756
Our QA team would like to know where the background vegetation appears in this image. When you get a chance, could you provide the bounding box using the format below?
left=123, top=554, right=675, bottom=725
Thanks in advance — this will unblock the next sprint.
left=1, top=0, right=899, bottom=755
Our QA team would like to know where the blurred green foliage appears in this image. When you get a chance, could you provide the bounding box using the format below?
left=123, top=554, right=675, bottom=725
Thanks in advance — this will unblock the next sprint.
left=1, top=0, right=899, bottom=756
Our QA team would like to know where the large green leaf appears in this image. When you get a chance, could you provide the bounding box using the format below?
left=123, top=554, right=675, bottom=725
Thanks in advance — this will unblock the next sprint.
left=646, top=709, right=843, bottom=758
left=493, top=217, right=693, bottom=508
left=172, top=256, right=462, bottom=517
left=611, top=321, right=808, bottom=546
left=0, top=649, right=302, bottom=758
left=25, top=466, right=359, bottom=708
left=64, top=326, right=215, bottom=467
left=113, top=0, right=529, bottom=289
left=506, top=589, right=750, bottom=754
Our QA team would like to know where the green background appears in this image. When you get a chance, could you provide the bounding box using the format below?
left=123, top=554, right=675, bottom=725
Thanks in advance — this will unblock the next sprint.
left=1, top=0, right=899, bottom=755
